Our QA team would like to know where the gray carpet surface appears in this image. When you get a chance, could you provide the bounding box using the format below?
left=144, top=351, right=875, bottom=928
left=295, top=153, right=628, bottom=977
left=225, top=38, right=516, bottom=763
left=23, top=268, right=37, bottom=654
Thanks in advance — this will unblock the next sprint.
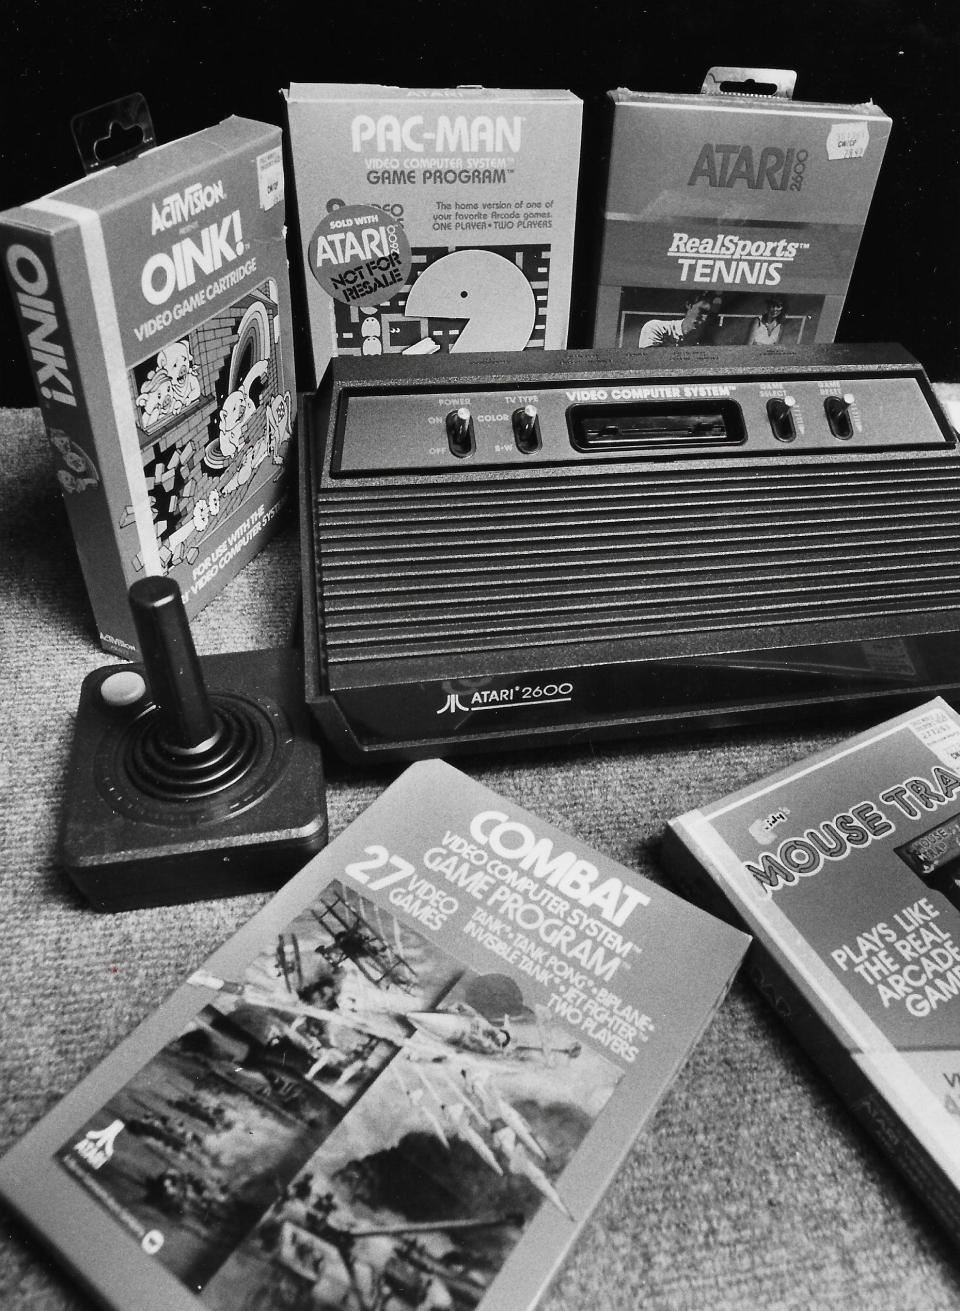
left=2, top=403, right=959, bottom=1310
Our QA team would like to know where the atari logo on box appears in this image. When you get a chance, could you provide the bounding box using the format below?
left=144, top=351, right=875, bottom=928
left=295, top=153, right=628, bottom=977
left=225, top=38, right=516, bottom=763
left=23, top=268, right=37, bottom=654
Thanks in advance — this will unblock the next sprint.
left=73, top=1120, right=125, bottom=1171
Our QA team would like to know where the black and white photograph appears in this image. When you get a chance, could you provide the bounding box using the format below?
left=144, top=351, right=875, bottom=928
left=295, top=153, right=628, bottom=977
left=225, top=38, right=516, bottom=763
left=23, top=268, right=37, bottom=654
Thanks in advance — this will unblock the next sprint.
left=1, top=5, right=958, bottom=1311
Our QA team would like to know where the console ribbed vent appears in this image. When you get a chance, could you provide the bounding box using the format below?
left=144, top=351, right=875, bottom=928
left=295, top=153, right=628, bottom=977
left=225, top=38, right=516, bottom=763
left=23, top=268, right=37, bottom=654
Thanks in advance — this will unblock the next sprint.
left=315, top=458, right=960, bottom=664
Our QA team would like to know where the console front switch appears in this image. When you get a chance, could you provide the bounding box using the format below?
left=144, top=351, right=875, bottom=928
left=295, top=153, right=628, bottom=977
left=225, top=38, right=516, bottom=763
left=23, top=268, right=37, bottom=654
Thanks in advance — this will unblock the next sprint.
left=824, top=393, right=855, bottom=439
left=512, top=404, right=542, bottom=453
left=446, top=407, right=475, bottom=458
left=766, top=396, right=797, bottom=442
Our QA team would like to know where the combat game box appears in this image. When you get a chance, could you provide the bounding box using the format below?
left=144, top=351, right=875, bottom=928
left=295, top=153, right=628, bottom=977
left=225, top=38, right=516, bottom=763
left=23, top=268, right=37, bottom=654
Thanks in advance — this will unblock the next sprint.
left=0, top=116, right=296, bottom=657
left=663, top=698, right=960, bottom=1245
left=0, top=759, right=747, bottom=1311
left=283, top=84, right=582, bottom=387
left=591, top=68, right=891, bottom=354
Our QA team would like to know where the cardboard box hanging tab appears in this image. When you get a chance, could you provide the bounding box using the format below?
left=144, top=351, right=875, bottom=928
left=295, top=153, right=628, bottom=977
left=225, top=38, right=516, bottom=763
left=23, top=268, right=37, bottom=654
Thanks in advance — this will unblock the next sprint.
left=69, top=93, right=158, bottom=175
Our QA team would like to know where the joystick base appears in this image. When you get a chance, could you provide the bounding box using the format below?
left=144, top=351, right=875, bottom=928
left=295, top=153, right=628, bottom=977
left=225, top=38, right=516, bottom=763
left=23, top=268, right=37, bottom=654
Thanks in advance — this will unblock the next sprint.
left=58, top=648, right=327, bottom=911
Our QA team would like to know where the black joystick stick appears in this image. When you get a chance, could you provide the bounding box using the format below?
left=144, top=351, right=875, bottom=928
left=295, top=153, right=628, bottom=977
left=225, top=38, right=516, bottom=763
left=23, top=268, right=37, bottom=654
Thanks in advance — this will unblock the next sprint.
left=58, top=577, right=327, bottom=911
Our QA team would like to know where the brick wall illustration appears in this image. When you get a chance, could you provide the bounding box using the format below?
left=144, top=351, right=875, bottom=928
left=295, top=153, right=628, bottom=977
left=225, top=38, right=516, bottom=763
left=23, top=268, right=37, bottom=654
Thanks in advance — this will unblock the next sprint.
left=125, top=281, right=284, bottom=572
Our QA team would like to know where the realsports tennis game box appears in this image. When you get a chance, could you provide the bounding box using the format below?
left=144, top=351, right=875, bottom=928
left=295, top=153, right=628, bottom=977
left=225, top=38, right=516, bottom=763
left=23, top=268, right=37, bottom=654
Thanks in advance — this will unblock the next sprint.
left=0, top=116, right=296, bottom=656
left=592, top=68, right=891, bottom=355
left=664, top=698, right=960, bottom=1246
left=284, top=84, right=582, bottom=387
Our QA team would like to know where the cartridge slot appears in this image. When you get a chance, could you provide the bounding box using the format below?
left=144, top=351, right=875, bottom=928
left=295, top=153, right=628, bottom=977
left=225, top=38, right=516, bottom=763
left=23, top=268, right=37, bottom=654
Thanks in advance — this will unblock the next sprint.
left=568, top=400, right=747, bottom=454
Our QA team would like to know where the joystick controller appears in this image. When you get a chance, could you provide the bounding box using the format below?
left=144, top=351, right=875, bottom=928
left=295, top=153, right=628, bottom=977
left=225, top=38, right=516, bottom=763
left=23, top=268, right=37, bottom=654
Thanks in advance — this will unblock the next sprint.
left=58, top=577, right=327, bottom=911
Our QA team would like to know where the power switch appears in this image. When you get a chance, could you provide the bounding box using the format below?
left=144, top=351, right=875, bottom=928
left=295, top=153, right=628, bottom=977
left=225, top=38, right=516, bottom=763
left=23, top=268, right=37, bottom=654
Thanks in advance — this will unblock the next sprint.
left=766, top=396, right=797, bottom=442
left=445, top=407, right=475, bottom=458
left=824, top=393, right=855, bottom=439
left=512, top=404, right=541, bottom=453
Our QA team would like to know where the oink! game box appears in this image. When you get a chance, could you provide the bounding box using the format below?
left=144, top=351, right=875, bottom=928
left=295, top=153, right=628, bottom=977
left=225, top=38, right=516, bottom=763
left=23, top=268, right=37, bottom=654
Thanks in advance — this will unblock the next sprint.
left=0, top=116, right=296, bottom=657
left=592, top=68, right=891, bottom=354
left=0, top=759, right=746, bottom=1311
left=284, top=84, right=582, bottom=387
left=663, top=698, right=960, bottom=1245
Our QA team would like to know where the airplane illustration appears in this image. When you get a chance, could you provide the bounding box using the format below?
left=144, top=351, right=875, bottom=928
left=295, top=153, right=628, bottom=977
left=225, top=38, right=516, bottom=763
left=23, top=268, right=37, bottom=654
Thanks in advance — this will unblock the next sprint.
left=391, top=1060, right=572, bottom=1219
left=189, top=970, right=579, bottom=1072
left=403, top=1000, right=582, bottom=1067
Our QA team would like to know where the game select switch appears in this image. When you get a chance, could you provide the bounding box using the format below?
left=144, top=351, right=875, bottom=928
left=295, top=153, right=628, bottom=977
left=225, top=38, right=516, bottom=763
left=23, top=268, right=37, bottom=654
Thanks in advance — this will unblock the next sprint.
left=284, top=84, right=583, bottom=387
left=0, top=760, right=747, bottom=1311
left=0, top=116, right=296, bottom=656
left=664, top=698, right=960, bottom=1245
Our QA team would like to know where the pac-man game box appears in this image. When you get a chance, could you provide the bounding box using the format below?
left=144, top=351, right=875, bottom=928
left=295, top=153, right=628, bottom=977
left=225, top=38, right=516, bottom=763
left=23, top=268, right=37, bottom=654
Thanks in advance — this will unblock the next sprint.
left=591, top=69, right=891, bottom=355
left=283, top=84, right=582, bottom=387
left=0, top=116, right=296, bottom=657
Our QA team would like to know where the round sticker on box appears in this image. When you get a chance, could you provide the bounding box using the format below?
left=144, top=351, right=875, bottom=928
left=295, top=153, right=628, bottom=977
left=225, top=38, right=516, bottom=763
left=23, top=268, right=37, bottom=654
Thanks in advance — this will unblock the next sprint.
left=307, top=204, right=411, bottom=305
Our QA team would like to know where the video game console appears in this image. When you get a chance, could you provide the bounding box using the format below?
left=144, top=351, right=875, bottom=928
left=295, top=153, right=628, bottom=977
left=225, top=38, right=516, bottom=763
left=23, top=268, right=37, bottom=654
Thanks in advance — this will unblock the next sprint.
left=300, top=343, right=960, bottom=761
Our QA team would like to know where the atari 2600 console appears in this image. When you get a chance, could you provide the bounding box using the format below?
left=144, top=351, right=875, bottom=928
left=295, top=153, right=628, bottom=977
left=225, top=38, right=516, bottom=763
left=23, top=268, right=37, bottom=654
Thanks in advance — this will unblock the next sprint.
left=300, top=344, right=960, bottom=761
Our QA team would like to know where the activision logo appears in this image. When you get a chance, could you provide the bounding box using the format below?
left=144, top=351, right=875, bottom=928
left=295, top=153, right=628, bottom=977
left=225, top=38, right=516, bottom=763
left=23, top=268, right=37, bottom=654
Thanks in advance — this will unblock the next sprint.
left=150, top=179, right=226, bottom=234
left=73, top=1119, right=124, bottom=1170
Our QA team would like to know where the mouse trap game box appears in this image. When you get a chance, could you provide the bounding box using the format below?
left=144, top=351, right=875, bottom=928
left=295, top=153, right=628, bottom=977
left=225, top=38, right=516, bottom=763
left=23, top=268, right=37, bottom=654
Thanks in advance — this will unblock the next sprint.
left=663, top=698, right=960, bottom=1245
left=0, top=115, right=296, bottom=657
left=591, top=68, right=891, bottom=355
left=283, top=84, right=582, bottom=386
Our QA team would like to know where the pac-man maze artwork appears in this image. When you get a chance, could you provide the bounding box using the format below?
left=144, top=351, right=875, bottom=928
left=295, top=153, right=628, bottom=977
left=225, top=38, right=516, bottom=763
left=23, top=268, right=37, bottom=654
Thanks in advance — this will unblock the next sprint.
left=333, top=244, right=551, bottom=356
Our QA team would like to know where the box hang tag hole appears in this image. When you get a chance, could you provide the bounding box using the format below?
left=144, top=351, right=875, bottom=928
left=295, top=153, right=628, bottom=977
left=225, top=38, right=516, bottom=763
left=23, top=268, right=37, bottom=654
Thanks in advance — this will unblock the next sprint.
left=701, top=67, right=797, bottom=100
left=70, top=93, right=157, bottom=175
